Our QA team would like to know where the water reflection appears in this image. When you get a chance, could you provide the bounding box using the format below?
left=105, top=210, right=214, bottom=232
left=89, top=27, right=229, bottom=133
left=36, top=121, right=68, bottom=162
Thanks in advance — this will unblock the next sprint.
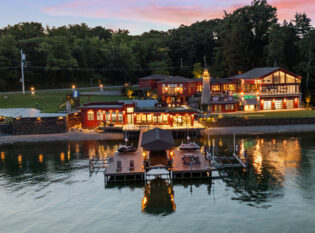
left=0, top=134, right=313, bottom=210
left=142, top=178, right=176, bottom=215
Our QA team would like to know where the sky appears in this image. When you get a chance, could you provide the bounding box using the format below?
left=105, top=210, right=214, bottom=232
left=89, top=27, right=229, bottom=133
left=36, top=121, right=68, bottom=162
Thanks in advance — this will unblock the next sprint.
left=0, top=0, right=314, bottom=34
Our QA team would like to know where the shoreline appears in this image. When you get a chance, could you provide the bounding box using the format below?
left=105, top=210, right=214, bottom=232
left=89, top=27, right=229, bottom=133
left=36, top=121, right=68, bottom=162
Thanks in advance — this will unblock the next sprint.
left=202, top=124, right=315, bottom=136
left=1, top=124, right=315, bottom=145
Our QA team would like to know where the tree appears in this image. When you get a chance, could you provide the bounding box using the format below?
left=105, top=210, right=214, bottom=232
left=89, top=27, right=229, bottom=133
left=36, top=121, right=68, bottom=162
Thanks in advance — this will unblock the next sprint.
left=192, top=63, right=203, bottom=78
left=37, top=36, right=78, bottom=86
left=293, top=13, right=312, bottom=38
left=0, top=35, right=19, bottom=91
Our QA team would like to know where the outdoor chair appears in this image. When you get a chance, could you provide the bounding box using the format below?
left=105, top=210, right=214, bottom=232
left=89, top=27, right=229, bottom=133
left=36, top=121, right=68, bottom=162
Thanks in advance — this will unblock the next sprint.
left=116, top=160, right=122, bottom=172
left=129, top=160, right=135, bottom=170
left=194, top=156, right=201, bottom=165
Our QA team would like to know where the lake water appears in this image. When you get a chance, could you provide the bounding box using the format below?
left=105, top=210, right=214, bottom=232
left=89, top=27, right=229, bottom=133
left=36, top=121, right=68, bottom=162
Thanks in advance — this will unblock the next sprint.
left=0, top=133, right=315, bottom=233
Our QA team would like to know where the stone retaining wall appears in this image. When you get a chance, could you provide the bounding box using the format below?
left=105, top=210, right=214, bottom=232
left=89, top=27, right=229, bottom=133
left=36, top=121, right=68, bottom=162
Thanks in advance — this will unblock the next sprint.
left=12, top=117, right=67, bottom=135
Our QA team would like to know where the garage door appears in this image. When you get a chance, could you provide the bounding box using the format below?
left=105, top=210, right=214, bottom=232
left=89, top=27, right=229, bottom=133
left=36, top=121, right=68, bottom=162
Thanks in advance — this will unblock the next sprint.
left=275, top=100, right=283, bottom=109
left=287, top=100, right=294, bottom=109
left=263, top=100, right=272, bottom=110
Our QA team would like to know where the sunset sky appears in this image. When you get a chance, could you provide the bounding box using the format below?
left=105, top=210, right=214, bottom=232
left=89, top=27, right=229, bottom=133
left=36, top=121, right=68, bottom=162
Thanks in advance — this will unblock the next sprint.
left=1, top=0, right=314, bottom=34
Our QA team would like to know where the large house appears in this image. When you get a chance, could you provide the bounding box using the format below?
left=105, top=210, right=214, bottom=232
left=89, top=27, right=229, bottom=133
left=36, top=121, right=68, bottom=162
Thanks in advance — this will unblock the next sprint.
left=139, top=67, right=302, bottom=113
left=78, top=100, right=197, bottom=129
left=227, top=67, right=302, bottom=111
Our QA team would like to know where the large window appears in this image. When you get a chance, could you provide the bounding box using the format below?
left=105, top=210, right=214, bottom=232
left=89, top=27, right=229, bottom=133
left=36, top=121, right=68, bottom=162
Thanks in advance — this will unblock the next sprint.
left=212, top=85, right=220, bottom=91
left=225, top=104, right=234, bottom=111
left=262, top=75, right=273, bottom=84
left=118, top=112, right=123, bottom=123
left=97, top=111, right=103, bottom=121
left=136, top=115, right=141, bottom=124
left=105, top=111, right=110, bottom=121
left=127, top=107, right=134, bottom=113
left=163, top=114, right=168, bottom=123
left=112, top=111, right=117, bottom=122
left=87, top=111, right=94, bottom=121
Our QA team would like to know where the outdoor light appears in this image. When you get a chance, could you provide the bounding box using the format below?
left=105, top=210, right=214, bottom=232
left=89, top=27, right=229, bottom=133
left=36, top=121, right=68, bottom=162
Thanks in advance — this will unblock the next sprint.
left=39, top=154, right=43, bottom=163
left=30, top=87, right=35, bottom=95
left=58, top=117, right=64, bottom=120
left=1, top=152, right=5, bottom=160
left=72, top=85, right=76, bottom=91
left=37, top=117, right=41, bottom=121
left=18, top=155, right=22, bottom=163
left=100, top=84, right=104, bottom=92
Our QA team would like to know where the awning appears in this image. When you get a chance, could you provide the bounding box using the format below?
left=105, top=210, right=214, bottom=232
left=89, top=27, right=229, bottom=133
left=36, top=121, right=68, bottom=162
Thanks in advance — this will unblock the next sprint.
left=141, top=128, right=175, bottom=151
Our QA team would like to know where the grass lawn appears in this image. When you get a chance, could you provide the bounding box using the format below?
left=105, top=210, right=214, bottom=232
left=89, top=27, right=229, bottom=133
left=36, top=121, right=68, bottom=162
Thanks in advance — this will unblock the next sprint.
left=0, top=91, right=129, bottom=113
left=224, top=109, right=315, bottom=119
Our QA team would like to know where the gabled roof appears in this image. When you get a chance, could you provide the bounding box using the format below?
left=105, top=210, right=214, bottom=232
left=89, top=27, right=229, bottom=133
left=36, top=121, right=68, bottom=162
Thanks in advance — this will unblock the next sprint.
left=139, top=75, right=169, bottom=80
left=157, top=76, right=194, bottom=83
left=141, top=128, right=175, bottom=151
left=228, top=67, right=280, bottom=80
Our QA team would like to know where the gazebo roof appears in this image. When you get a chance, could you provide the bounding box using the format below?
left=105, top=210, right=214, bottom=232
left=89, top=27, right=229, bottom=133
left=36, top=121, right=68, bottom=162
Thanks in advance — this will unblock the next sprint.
left=141, top=128, right=175, bottom=151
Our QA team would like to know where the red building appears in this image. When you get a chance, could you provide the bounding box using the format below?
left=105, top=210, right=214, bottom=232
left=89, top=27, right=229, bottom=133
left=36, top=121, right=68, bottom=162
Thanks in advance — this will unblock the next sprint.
left=78, top=101, right=197, bottom=129
left=157, top=76, right=201, bottom=106
left=139, top=75, right=168, bottom=89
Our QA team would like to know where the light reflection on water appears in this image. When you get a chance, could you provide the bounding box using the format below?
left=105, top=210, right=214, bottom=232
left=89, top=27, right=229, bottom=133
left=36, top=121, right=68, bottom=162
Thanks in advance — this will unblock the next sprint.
left=0, top=134, right=315, bottom=232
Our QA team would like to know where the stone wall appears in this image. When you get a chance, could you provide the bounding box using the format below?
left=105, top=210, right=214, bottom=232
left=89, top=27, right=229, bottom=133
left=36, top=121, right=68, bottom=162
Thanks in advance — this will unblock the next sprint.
left=0, top=124, right=13, bottom=134
left=12, top=117, right=67, bottom=135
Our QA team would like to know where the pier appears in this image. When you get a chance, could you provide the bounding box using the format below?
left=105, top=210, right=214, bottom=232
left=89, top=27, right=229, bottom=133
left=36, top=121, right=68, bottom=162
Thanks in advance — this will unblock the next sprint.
left=96, top=128, right=247, bottom=183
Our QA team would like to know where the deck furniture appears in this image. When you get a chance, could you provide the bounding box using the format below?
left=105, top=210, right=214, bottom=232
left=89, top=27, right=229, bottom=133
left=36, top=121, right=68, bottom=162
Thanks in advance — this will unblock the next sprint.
left=129, top=160, right=135, bottom=170
left=116, top=160, right=122, bottom=172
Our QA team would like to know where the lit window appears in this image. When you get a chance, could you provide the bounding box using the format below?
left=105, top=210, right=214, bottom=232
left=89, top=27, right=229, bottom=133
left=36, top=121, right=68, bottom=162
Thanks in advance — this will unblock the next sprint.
left=87, top=111, right=94, bottom=121
left=142, top=114, right=146, bottom=123
left=118, top=112, right=123, bottom=123
left=212, top=85, right=220, bottom=91
left=97, top=111, right=103, bottom=120
left=147, top=114, right=152, bottom=122
left=105, top=112, right=110, bottom=121
left=163, top=114, right=168, bottom=123
left=112, top=111, right=117, bottom=122
left=127, top=107, right=134, bottom=113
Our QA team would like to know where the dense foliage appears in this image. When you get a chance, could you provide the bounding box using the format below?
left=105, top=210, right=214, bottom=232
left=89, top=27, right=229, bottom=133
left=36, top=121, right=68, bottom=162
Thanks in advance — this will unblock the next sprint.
left=0, top=0, right=314, bottom=96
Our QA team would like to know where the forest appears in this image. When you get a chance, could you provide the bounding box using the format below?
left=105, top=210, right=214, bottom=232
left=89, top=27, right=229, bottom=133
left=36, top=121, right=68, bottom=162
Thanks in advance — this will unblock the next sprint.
left=0, top=0, right=314, bottom=96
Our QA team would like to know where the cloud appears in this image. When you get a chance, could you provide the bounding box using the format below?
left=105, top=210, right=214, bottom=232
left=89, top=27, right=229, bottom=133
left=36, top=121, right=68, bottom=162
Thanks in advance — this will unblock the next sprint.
left=39, top=0, right=314, bottom=29
left=41, top=0, right=242, bottom=26
left=270, top=0, right=315, bottom=21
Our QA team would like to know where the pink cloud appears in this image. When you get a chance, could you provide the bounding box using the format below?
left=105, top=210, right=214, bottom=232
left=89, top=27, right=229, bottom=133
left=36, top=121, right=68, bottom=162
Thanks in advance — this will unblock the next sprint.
left=40, top=0, right=314, bottom=27
left=41, top=0, right=242, bottom=26
left=270, top=0, right=315, bottom=21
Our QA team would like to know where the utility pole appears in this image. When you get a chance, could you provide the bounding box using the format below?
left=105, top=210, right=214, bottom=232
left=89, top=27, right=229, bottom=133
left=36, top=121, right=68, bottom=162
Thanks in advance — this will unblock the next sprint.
left=180, top=57, right=183, bottom=69
left=20, top=49, right=25, bottom=94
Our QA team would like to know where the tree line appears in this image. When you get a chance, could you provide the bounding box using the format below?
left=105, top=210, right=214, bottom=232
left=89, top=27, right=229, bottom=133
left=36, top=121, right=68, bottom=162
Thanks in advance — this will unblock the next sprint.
left=0, top=0, right=313, bottom=95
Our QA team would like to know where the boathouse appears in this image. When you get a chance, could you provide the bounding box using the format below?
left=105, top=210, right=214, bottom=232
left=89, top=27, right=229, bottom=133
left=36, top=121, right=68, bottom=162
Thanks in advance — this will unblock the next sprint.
left=141, top=128, right=174, bottom=167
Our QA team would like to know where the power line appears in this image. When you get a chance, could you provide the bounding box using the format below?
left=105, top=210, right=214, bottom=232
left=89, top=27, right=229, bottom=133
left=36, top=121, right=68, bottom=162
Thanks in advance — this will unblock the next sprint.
left=0, top=66, right=19, bottom=70
left=0, top=65, right=192, bottom=71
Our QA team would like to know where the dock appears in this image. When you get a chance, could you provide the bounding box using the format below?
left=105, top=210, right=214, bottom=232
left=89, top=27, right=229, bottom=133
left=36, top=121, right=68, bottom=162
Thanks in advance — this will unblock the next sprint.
left=99, top=128, right=247, bottom=183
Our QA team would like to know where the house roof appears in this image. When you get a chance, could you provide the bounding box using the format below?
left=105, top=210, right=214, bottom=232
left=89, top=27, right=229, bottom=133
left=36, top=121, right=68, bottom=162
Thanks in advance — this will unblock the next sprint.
left=134, top=107, right=198, bottom=113
left=141, top=128, right=175, bottom=151
left=197, top=77, right=234, bottom=84
left=157, top=76, right=194, bottom=83
left=228, top=67, right=280, bottom=80
left=139, top=75, right=169, bottom=80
